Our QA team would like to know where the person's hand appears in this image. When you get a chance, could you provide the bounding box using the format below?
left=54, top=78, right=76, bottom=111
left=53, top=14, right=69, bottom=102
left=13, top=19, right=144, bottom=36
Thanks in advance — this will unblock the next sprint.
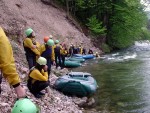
left=43, top=65, right=48, bottom=71
left=32, top=45, right=37, bottom=49
left=14, top=85, right=26, bottom=99
left=37, top=55, right=40, bottom=59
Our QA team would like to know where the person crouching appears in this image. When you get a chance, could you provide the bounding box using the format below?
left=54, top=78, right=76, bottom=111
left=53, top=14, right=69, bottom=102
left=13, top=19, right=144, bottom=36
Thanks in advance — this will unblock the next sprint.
left=27, top=57, right=49, bottom=98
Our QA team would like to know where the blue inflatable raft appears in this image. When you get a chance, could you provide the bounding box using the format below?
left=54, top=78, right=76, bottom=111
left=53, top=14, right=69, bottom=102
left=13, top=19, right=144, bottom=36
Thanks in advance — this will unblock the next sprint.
left=73, top=54, right=95, bottom=59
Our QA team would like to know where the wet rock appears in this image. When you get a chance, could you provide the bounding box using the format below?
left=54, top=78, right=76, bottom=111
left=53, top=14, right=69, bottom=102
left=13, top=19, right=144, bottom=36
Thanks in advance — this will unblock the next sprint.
left=87, top=97, right=95, bottom=106
left=73, top=97, right=88, bottom=105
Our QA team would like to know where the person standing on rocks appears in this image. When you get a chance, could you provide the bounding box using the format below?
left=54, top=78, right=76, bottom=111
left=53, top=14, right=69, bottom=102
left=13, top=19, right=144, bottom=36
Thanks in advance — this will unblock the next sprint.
left=80, top=42, right=86, bottom=55
left=23, top=28, right=40, bottom=69
left=27, top=57, right=49, bottom=98
left=0, top=27, right=26, bottom=98
left=60, top=44, right=68, bottom=69
left=39, top=38, right=55, bottom=77
left=54, top=40, right=62, bottom=69
left=78, top=45, right=83, bottom=54
left=68, top=44, right=74, bottom=57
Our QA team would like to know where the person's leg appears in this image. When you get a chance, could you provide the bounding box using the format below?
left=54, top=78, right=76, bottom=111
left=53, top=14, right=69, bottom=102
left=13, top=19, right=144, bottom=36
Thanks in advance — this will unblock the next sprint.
left=32, top=81, right=49, bottom=98
left=47, top=59, right=51, bottom=78
left=58, top=54, right=61, bottom=67
left=33, top=56, right=36, bottom=67
left=61, top=55, right=65, bottom=69
left=55, top=54, right=58, bottom=68
left=27, top=78, right=34, bottom=94
left=27, top=57, right=34, bottom=69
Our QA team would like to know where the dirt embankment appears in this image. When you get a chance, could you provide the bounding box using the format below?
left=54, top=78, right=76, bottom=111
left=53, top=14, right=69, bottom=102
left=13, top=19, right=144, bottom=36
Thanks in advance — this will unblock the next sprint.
left=0, top=0, right=100, bottom=50
left=0, top=0, right=102, bottom=69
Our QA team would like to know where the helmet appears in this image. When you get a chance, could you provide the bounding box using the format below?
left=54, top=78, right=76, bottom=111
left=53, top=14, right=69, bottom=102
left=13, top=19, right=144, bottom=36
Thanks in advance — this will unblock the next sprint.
left=11, top=98, right=38, bottom=113
left=37, top=57, right=47, bottom=65
left=47, top=39, right=54, bottom=46
left=49, top=35, right=53, bottom=39
left=55, top=40, right=59, bottom=44
left=25, top=28, right=33, bottom=37
left=44, top=36, right=50, bottom=43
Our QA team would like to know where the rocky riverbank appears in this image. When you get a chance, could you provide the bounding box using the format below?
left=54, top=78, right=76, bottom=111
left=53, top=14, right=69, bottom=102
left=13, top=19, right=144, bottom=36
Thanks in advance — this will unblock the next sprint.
left=0, top=65, right=97, bottom=113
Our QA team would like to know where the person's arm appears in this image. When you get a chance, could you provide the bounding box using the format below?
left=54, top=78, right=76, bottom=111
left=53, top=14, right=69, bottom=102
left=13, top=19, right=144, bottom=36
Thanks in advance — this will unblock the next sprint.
left=24, top=38, right=40, bottom=55
left=0, top=27, right=26, bottom=98
left=30, top=69, right=48, bottom=81
left=51, top=46, right=56, bottom=65
left=39, top=44, right=46, bottom=55
left=36, top=41, right=41, bottom=50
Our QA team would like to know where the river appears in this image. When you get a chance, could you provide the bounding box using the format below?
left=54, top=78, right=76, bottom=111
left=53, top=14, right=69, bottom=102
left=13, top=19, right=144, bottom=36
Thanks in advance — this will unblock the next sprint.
left=72, top=41, right=150, bottom=113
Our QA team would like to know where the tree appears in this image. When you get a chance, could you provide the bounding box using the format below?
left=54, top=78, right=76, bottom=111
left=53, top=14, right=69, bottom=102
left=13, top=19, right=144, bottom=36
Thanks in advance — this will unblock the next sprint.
left=86, top=15, right=106, bottom=35
left=56, top=0, right=148, bottom=50
left=107, top=0, right=147, bottom=48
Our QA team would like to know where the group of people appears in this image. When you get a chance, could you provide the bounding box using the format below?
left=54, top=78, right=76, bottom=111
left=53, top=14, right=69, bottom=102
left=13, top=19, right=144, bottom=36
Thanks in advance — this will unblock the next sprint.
left=0, top=27, right=68, bottom=99
left=0, top=26, right=99, bottom=100
left=23, top=28, right=99, bottom=98
left=68, top=43, right=99, bottom=58
left=23, top=28, right=69, bottom=98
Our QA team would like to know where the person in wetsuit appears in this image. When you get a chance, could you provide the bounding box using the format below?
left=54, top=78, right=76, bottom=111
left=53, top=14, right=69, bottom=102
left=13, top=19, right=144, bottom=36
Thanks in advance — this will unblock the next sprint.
left=60, top=44, right=68, bottom=69
left=23, top=28, right=40, bottom=69
left=27, top=57, right=49, bottom=98
left=39, top=39, right=55, bottom=77
left=54, top=40, right=61, bottom=69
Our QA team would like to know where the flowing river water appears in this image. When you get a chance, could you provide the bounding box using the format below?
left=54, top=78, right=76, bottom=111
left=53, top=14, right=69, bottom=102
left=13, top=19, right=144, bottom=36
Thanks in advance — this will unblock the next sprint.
left=72, top=41, right=150, bottom=113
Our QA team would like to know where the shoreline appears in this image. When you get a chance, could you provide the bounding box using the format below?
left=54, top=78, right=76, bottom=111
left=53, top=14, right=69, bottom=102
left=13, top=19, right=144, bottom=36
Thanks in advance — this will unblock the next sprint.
left=0, top=66, right=97, bottom=113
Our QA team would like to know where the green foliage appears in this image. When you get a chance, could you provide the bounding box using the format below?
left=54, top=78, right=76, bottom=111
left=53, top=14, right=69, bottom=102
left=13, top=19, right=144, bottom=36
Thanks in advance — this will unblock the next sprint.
left=101, top=43, right=110, bottom=53
left=107, top=0, right=147, bottom=48
left=146, top=20, right=150, bottom=29
left=86, top=15, right=106, bottom=35
left=56, top=0, right=148, bottom=51
left=76, top=0, right=97, bottom=9
left=56, top=0, right=65, bottom=4
left=140, top=27, right=150, bottom=40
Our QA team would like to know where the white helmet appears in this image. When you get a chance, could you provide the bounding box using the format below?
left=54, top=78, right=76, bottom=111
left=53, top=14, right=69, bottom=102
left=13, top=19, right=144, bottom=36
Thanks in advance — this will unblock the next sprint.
left=37, top=57, right=47, bottom=65
left=49, top=35, right=53, bottom=39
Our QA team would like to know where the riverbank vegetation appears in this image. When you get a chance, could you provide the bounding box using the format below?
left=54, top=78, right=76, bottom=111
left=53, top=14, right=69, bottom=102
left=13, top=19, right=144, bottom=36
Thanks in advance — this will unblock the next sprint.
left=56, top=0, right=149, bottom=52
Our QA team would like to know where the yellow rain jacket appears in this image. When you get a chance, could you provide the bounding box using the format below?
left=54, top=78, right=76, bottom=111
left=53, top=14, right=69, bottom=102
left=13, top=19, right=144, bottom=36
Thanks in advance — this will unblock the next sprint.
left=29, top=69, right=48, bottom=84
left=39, top=44, right=55, bottom=61
left=23, top=38, right=40, bottom=56
left=61, top=48, right=68, bottom=55
left=79, top=47, right=83, bottom=54
left=0, top=27, right=20, bottom=87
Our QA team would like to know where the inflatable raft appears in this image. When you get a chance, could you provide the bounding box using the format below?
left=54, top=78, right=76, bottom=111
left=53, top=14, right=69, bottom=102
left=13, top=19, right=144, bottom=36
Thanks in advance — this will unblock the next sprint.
left=67, top=57, right=85, bottom=63
left=64, top=60, right=81, bottom=68
left=73, top=54, right=95, bottom=59
left=54, top=72, right=98, bottom=97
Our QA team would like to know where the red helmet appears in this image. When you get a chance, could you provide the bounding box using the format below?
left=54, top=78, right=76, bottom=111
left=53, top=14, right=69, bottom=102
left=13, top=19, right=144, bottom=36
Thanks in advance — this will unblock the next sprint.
left=44, top=36, right=50, bottom=43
